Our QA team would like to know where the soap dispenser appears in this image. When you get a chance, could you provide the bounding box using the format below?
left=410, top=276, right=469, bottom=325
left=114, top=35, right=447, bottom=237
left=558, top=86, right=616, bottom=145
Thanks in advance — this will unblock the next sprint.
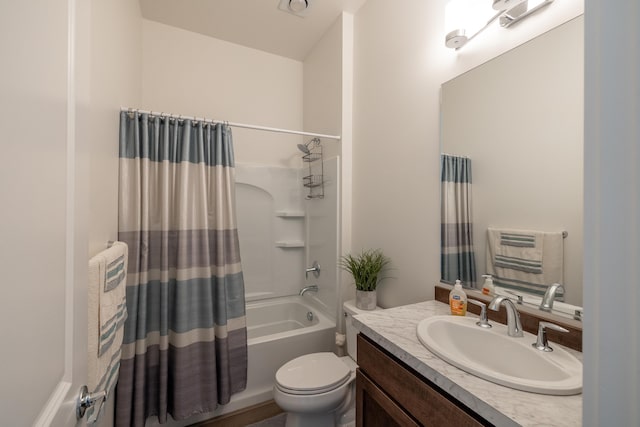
left=481, top=274, right=495, bottom=296
left=449, top=280, right=467, bottom=316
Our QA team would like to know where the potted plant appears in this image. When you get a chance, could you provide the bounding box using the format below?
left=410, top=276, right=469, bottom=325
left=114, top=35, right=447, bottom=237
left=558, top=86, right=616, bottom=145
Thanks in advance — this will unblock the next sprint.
left=339, top=249, right=391, bottom=310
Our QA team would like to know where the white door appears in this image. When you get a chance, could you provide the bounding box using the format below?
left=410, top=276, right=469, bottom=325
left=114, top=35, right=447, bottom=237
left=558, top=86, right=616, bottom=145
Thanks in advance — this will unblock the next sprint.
left=0, top=1, right=90, bottom=425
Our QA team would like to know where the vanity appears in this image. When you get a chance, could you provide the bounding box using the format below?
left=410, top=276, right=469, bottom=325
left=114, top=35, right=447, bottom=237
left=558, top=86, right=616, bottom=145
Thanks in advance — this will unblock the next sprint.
left=353, top=300, right=582, bottom=426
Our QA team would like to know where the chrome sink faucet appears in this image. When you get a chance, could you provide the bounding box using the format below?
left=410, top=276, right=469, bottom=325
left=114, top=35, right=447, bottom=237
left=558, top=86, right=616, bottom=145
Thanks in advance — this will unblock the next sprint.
left=532, top=321, right=569, bottom=352
left=299, top=284, right=318, bottom=296
left=488, top=296, right=524, bottom=337
left=467, top=299, right=492, bottom=328
left=539, top=283, right=565, bottom=312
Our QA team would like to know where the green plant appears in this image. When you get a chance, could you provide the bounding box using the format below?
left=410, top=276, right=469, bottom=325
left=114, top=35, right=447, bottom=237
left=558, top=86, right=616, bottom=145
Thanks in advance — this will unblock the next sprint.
left=339, top=249, right=391, bottom=292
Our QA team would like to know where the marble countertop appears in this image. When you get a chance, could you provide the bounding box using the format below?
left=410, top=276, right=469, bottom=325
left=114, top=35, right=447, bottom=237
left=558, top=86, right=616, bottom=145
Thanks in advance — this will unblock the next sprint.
left=352, top=300, right=582, bottom=427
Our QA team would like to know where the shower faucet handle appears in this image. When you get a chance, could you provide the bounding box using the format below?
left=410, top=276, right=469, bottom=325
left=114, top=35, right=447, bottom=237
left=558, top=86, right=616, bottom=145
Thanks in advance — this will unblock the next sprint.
left=305, top=261, right=321, bottom=279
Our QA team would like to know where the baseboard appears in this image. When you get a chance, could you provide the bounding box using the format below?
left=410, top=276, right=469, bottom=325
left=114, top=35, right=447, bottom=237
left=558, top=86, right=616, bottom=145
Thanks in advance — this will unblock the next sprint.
left=187, top=400, right=283, bottom=427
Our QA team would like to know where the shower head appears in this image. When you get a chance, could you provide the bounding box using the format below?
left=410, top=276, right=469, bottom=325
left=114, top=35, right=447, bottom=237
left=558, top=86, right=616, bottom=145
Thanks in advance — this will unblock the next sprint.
left=297, top=143, right=310, bottom=154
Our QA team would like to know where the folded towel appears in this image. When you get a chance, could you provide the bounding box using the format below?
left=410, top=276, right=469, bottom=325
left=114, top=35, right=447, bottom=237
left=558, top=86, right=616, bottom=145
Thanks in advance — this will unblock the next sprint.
left=495, top=229, right=543, bottom=271
left=486, top=228, right=564, bottom=298
left=87, top=241, right=128, bottom=422
left=99, top=250, right=127, bottom=356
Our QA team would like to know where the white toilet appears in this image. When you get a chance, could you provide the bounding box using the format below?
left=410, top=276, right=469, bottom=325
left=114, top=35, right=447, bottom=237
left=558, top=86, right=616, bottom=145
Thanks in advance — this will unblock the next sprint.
left=273, top=300, right=380, bottom=427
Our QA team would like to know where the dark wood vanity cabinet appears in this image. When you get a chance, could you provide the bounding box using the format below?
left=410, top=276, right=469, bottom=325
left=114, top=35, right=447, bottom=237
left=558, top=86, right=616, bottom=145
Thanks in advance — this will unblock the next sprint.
left=356, top=334, right=490, bottom=427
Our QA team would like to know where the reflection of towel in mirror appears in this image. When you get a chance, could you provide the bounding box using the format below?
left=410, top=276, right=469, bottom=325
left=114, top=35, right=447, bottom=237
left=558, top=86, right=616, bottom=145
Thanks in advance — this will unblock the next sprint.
left=486, top=228, right=563, bottom=299
left=494, top=231, right=543, bottom=273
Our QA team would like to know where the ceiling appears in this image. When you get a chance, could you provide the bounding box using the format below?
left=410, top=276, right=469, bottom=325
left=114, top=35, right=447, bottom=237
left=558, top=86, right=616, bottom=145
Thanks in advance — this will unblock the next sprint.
left=139, top=0, right=368, bottom=61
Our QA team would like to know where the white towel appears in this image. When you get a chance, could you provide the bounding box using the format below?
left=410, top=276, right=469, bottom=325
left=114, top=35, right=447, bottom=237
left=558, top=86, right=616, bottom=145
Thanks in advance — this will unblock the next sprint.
left=494, top=230, right=543, bottom=274
left=486, top=228, right=564, bottom=297
left=87, top=241, right=128, bottom=422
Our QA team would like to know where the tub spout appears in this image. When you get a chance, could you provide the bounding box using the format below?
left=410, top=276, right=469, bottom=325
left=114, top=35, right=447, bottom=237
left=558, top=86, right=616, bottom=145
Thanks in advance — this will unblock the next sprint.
left=299, top=285, right=318, bottom=296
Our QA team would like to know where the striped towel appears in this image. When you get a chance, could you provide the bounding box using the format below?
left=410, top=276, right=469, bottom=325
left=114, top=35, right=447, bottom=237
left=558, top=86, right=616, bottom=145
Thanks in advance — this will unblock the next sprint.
left=99, top=251, right=127, bottom=356
left=494, top=230, right=543, bottom=274
left=87, top=241, right=128, bottom=422
left=486, top=228, right=564, bottom=298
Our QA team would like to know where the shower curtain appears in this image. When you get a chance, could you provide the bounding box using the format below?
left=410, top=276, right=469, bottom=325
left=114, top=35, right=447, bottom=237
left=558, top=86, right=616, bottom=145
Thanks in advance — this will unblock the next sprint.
left=441, top=154, right=477, bottom=287
left=116, top=112, right=247, bottom=426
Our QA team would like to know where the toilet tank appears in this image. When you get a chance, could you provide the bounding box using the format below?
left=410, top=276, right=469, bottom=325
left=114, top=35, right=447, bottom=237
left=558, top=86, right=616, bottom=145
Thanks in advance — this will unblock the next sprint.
left=343, top=299, right=381, bottom=360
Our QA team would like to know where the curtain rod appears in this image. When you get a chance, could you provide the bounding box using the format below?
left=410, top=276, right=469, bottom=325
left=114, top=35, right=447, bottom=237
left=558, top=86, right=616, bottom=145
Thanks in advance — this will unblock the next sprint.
left=121, top=107, right=341, bottom=141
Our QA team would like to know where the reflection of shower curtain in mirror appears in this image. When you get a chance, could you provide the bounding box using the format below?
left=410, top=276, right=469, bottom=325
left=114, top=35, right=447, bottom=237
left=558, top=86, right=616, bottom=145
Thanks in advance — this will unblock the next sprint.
left=441, top=154, right=477, bottom=287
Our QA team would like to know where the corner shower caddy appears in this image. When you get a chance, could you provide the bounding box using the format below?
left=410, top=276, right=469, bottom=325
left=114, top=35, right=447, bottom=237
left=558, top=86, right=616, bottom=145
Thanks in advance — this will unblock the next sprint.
left=302, top=138, right=324, bottom=199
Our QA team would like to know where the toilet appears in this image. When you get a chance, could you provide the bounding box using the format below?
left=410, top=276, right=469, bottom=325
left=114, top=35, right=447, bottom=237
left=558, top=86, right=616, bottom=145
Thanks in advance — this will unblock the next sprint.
left=273, top=300, right=380, bottom=427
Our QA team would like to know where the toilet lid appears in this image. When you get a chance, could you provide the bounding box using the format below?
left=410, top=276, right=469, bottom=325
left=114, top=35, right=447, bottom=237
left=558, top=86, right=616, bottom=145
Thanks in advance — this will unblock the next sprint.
left=275, top=352, right=351, bottom=395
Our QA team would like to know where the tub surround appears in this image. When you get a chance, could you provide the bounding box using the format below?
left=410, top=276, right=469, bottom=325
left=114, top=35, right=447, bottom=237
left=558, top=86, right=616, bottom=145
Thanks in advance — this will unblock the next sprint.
left=352, top=300, right=582, bottom=426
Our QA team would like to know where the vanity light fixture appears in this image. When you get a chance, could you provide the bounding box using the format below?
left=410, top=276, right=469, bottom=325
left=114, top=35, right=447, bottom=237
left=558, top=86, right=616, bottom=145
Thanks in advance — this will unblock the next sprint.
left=499, top=0, right=554, bottom=27
left=445, top=0, right=502, bottom=49
left=492, top=0, right=526, bottom=10
left=445, top=0, right=554, bottom=50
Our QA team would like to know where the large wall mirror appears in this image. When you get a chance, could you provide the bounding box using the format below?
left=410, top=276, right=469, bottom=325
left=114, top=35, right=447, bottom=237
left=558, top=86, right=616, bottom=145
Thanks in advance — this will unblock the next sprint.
left=440, top=16, right=584, bottom=316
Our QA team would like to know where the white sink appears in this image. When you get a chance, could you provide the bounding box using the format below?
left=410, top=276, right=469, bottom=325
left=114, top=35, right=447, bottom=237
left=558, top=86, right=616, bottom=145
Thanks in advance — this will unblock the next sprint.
left=416, top=315, right=582, bottom=395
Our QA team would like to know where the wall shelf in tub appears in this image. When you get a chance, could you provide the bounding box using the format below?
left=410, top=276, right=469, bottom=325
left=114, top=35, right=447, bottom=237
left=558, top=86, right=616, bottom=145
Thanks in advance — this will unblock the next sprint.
left=275, top=210, right=305, bottom=218
left=275, top=240, right=305, bottom=248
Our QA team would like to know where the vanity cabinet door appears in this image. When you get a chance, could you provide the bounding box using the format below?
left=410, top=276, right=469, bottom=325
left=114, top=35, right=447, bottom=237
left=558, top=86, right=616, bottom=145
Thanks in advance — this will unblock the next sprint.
left=356, top=370, right=419, bottom=427
left=357, top=334, right=486, bottom=427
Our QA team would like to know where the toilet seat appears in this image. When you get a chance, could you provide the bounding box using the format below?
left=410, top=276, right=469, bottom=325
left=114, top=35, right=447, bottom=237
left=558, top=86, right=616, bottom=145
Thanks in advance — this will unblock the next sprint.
left=275, top=352, right=351, bottom=395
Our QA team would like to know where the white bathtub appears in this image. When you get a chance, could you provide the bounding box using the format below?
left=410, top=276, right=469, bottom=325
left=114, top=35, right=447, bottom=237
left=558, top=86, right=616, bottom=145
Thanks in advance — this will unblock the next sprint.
left=220, top=296, right=336, bottom=415
left=145, top=295, right=336, bottom=426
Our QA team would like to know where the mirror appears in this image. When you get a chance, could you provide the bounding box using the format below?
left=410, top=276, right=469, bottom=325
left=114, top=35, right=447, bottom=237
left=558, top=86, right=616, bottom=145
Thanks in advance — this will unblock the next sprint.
left=440, top=16, right=584, bottom=317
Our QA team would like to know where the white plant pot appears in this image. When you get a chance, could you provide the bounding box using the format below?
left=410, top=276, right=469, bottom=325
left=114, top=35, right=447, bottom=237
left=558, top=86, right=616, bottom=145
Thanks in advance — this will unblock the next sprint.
left=356, top=290, right=377, bottom=310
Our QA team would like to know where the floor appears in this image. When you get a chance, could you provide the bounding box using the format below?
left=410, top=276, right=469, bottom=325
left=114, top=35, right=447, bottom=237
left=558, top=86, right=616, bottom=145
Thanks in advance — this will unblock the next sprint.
left=246, top=413, right=286, bottom=427
left=187, top=401, right=284, bottom=427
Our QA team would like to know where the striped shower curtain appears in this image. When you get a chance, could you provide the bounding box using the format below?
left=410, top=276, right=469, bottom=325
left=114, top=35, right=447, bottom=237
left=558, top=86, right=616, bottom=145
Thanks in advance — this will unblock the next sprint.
left=441, top=154, right=477, bottom=287
left=116, top=112, right=247, bottom=426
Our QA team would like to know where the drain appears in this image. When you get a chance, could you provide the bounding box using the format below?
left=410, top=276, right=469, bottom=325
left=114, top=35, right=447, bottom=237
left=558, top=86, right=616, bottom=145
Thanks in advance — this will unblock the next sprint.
left=307, top=311, right=314, bottom=321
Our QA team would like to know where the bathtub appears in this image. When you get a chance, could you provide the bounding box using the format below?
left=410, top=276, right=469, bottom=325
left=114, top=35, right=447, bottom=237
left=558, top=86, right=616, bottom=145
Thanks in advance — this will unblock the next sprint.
left=145, top=295, right=336, bottom=426
left=220, top=296, right=336, bottom=415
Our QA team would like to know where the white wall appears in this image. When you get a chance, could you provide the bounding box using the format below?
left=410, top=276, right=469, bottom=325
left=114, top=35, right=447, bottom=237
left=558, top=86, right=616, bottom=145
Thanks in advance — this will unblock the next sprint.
left=141, top=19, right=305, bottom=168
left=88, top=1, right=142, bottom=425
left=0, top=2, right=71, bottom=424
left=351, top=0, right=583, bottom=308
left=1, top=0, right=139, bottom=424
left=89, top=0, right=142, bottom=256
left=304, top=15, right=343, bottom=159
